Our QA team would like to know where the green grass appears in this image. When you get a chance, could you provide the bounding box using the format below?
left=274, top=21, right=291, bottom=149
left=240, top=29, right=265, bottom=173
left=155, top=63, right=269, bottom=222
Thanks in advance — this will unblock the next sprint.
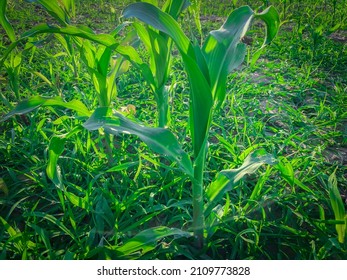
left=0, top=0, right=346, bottom=259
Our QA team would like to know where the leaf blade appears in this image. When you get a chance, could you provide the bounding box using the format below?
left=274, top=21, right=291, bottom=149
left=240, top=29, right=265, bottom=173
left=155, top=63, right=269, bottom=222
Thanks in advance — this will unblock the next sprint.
left=83, top=107, right=193, bottom=177
left=328, top=168, right=346, bottom=243
left=0, top=0, right=16, bottom=42
left=123, top=2, right=213, bottom=157
left=1, top=96, right=91, bottom=122
left=205, top=149, right=277, bottom=215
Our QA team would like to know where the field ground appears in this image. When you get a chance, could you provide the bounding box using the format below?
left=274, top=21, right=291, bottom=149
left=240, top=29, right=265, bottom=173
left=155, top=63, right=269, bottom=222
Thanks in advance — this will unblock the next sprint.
left=0, top=0, right=346, bottom=259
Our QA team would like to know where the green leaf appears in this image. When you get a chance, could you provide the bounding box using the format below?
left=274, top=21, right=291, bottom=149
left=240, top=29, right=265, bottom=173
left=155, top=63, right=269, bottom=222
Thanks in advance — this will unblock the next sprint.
left=251, top=6, right=280, bottom=66
left=27, top=0, right=71, bottom=25
left=27, top=222, right=52, bottom=252
left=123, top=2, right=193, bottom=56
left=0, top=178, right=9, bottom=196
left=61, top=0, right=75, bottom=18
left=187, top=0, right=202, bottom=37
left=129, top=1, right=189, bottom=128
left=94, top=194, right=114, bottom=233
left=202, top=6, right=254, bottom=105
left=0, top=216, right=23, bottom=252
left=276, top=157, right=294, bottom=186
left=0, top=23, right=120, bottom=68
left=328, top=168, right=346, bottom=243
left=20, top=24, right=118, bottom=47
left=106, top=161, right=139, bottom=172
left=1, top=96, right=91, bottom=122
left=202, top=5, right=280, bottom=106
left=83, top=107, right=193, bottom=177
left=27, top=212, right=77, bottom=242
left=0, top=216, right=36, bottom=252
left=254, top=6, right=280, bottom=46
left=65, top=191, right=88, bottom=209
left=115, top=226, right=191, bottom=257
left=163, top=0, right=190, bottom=20
left=123, top=2, right=213, bottom=157
left=205, top=149, right=277, bottom=215
left=141, top=23, right=170, bottom=89
left=46, top=136, right=65, bottom=189
left=0, top=0, right=16, bottom=42
left=275, top=157, right=314, bottom=193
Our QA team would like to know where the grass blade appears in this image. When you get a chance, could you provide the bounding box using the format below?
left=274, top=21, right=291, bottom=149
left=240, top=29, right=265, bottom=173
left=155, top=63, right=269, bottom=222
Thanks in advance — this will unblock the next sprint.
left=27, top=212, right=77, bottom=242
left=328, top=168, right=346, bottom=243
left=205, top=149, right=277, bottom=215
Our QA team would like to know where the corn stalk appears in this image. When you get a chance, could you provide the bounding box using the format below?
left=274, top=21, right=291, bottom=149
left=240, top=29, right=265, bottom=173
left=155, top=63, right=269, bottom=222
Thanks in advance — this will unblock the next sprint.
left=121, top=3, right=280, bottom=246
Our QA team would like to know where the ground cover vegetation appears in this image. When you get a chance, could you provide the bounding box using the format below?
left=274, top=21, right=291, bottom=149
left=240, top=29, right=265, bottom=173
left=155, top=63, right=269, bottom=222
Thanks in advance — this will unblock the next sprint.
left=0, top=0, right=346, bottom=260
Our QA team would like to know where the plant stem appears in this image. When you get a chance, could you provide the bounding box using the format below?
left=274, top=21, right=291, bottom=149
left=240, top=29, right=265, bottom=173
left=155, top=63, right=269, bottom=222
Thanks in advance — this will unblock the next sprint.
left=104, top=132, right=114, bottom=166
left=192, top=147, right=206, bottom=248
left=157, top=86, right=169, bottom=128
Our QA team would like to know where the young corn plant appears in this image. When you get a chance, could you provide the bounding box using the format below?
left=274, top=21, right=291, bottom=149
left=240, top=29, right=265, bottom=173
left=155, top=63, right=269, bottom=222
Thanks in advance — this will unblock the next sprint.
left=82, top=3, right=280, bottom=248
left=125, top=2, right=280, bottom=248
left=0, top=0, right=152, bottom=185
left=1, top=0, right=280, bottom=250
left=131, top=0, right=190, bottom=127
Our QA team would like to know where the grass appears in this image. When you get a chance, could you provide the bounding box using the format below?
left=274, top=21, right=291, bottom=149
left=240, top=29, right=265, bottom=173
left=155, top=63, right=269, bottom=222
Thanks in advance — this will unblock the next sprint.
left=0, top=0, right=346, bottom=259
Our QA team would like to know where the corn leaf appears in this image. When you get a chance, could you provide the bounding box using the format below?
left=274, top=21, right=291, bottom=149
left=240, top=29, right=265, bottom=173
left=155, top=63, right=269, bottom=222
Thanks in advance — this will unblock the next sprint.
left=202, top=6, right=253, bottom=105
left=202, top=5, right=279, bottom=107
left=0, top=96, right=91, bottom=122
left=123, top=2, right=213, bottom=157
left=115, top=226, right=191, bottom=257
left=163, top=0, right=190, bottom=20
left=83, top=107, right=193, bottom=177
left=251, top=6, right=280, bottom=66
left=126, top=0, right=189, bottom=128
left=134, top=22, right=169, bottom=90
left=46, top=136, right=65, bottom=189
left=0, top=0, right=16, bottom=42
left=205, top=149, right=277, bottom=215
left=0, top=23, right=119, bottom=68
left=123, top=3, right=191, bottom=55
left=26, top=0, right=70, bottom=25
left=61, top=0, right=75, bottom=18
left=20, top=24, right=118, bottom=47
left=328, top=168, right=346, bottom=243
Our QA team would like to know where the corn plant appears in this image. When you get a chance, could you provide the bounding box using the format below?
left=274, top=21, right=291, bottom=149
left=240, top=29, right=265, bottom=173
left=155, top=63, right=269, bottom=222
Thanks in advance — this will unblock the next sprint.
left=80, top=3, right=280, bottom=247
left=0, top=0, right=152, bottom=184
left=130, top=0, right=189, bottom=127
left=1, top=0, right=279, bottom=248
left=1, top=0, right=24, bottom=101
